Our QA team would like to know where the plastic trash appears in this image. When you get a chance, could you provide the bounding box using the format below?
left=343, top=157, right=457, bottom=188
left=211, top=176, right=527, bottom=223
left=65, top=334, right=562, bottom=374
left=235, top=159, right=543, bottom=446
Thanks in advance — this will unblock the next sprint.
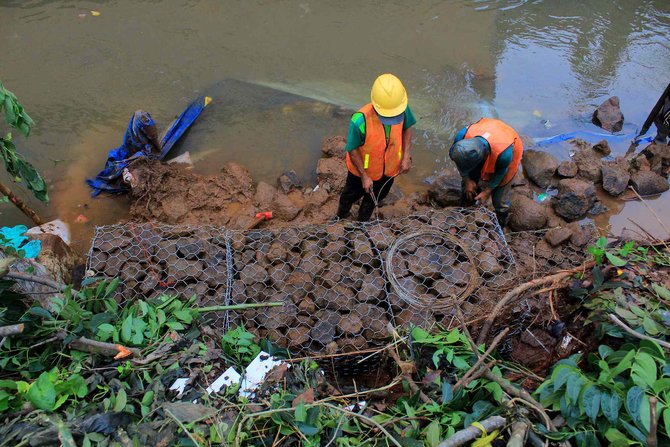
left=240, top=352, right=284, bottom=397
left=26, top=219, right=71, bottom=245
left=0, top=225, right=41, bottom=258
left=90, top=10, right=101, bottom=16
left=74, top=214, right=89, bottom=224
left=205, top=367, right=241, bottom=395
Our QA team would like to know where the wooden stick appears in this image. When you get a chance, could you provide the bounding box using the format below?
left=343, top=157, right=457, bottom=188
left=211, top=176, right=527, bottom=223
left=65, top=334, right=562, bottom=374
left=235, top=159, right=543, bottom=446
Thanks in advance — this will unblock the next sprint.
left=0, top=180, right=43, bottom=226
left=4, top=271, right=69, bottom=292
left=506, top=420, right=530, bottom=447
left=608, top=314, right=670, bottom=349
left=436, top=415, right=506, bottom=447
left=648, top=396, right=658, bottom=447
left=55, top=331, right=140, bottom=358
left=453, top=328, right=509, bottom=393
left=0, top=323, right=24, bottom=337
left=476, top=261, right=595, bottom=345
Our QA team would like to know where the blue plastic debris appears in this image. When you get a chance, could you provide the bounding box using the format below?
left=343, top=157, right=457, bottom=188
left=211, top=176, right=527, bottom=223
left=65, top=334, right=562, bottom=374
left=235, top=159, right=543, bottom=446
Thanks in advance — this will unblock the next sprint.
left=0, top=225, right=41, bottom=258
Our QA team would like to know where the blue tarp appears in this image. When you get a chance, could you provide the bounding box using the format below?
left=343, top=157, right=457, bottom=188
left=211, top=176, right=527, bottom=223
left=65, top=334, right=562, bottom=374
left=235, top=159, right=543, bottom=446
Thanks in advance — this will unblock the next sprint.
left=86, top=96, right=210, bottom=196
left=533, top=130, right=653, bottom=147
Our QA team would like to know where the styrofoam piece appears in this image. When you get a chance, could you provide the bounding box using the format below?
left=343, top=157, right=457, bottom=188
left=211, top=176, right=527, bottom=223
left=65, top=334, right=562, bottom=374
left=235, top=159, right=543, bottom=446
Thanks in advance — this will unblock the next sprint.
left=206, top=367, right=241, bottom=395
left=169, top=378, right=189, bottom=398
left=167, top=151, right=194, bottom=166
left=240, top=352, right=284, bottom=397
left=26, top=219, right=71, bottom=245
left=344, top=401, right=367, bottom=412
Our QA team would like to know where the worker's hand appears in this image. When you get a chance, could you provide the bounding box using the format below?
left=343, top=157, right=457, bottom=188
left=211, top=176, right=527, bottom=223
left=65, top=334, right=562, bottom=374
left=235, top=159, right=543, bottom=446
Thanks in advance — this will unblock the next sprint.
left=400, top=156, right=412, bottom=174
left=475, top=187, right=492, bottom=204
left=464, top=178, right=477, bottom=202
left=361, top=174, right=373, bottom=193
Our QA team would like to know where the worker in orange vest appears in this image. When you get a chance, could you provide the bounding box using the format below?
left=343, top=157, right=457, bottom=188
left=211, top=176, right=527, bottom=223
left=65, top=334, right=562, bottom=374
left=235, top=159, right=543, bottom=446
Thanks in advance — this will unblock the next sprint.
left=335, top=74, right=416, bottom=221
left=449, top=118, right=523, bottom=226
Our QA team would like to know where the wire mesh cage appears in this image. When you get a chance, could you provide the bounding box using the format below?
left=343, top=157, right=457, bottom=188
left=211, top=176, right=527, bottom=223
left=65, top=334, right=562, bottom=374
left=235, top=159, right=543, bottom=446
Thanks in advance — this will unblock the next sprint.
left=86, top=208, right=516, bottom=357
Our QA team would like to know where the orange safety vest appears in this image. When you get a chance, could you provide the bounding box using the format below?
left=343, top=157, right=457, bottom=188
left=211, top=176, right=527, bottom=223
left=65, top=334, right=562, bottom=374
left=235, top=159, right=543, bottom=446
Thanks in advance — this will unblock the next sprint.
left=346, top=103, right=404, bottom=181
left=464, top=118, right=523, bottom=186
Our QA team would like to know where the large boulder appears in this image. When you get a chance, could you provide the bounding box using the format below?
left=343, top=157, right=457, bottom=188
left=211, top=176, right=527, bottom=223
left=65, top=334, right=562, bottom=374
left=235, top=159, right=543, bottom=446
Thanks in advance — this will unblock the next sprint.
left=509, top=194, right=547, bottom=231
left=321, top=136, right=346, bottom=159
left=572, top=140, right=605, bottom=183
left=222, top=162, right=253, bottom=197
left=427, top=171, right=462, bottom=207
left=630, top=171, right=669, bottom=196
left=522, top=150, right=558, bottom=188
left=272, top=191, right=302, bottom=220
left=639, top=143, right=670, bottom=177
left=554, top=178, right=596, bottom=221
left=316, top=157, right=347, bottom=193
left=601, top=165, right=630, bottom=196
left=592, top=96, right=624, bottom=132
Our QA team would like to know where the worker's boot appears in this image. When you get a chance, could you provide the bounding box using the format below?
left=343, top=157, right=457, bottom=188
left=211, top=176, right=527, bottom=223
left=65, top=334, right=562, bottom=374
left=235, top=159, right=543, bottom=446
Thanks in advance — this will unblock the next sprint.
left=495, top=211, right=509, bottom=228
left=357, top=201, right=376, bottom=222
left=333, top=203, right=350, bottom=222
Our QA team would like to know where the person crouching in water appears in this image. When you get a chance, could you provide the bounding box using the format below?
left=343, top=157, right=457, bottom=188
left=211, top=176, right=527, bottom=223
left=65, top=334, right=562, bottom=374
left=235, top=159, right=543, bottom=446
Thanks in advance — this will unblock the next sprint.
left=449, top=118, right=523, bottom=227
left=335, top=74, right=416, bottom=221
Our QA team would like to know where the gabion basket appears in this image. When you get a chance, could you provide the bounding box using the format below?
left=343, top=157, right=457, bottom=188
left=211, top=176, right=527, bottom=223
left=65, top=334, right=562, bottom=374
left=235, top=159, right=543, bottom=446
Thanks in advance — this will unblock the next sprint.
left=87, top=208, right=516, bottom=356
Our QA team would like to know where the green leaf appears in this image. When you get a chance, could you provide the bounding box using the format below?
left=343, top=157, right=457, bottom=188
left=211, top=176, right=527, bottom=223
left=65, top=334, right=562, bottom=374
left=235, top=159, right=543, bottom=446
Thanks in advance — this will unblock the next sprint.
left=27, top=307, right=54, bottom=320
left=581, top=386, right=601, bottom=422
left=652, top=283, right=670, bottom=301
left=552, top=366, right=573, bottom=390
left=26, top=372, right=56, bottom=411
left=96, top=323, right=116, bottom=342
left=600, top=392, right=621, bottom=424
left=639, top=394, right=652, bottom=432
left=294, top=400, right=306, bottom=423
left=663, top=408, right=670, bottom=438
left=621, top=420, right=647, bottom=443
left=606, top=252, right=627, bottom=267
left=643, top=317, right=661, bottom=336
left=296, top=423, right=319, bottom=436
left=441, top=381, right=453, bottom=404
left=56, top=421, right=76, bottom=447
left=424, top=420, right=441, bottom=447
left=566, top=373, right=585, bottom=404
left=173, top=310, right=193, bottom=324
left=113, top=388, right=127, bottom=413
left=625, top=386, right=645, bottom=422
left=632, top=352, right=657, bottom=388
left=121, top=315, right=133, bottom=342
left=604, top=428, right=630, bottom=447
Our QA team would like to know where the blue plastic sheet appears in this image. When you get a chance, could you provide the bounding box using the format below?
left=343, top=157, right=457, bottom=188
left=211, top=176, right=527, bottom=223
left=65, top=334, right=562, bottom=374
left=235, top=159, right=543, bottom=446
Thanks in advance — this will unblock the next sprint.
left=533, top=130, right=653, bottom=147
left=86, top=96, right=209, bottom=196
left=0, top=225, right=41, bottom=258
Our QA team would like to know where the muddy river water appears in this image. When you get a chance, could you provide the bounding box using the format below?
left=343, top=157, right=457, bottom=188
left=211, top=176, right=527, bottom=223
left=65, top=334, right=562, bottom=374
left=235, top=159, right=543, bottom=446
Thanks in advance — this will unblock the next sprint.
left=1, top=0, right=669, bottom=251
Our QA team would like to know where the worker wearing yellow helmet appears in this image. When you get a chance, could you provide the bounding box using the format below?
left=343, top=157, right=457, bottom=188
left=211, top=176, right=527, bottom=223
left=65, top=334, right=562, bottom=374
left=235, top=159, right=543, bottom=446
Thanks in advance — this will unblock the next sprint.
left=335, top=74, right=416, bottom=221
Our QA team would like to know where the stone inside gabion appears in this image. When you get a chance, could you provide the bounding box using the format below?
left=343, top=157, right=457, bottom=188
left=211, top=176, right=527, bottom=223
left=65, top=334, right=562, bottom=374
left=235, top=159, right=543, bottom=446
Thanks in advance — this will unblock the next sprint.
left=87, top=208, right=518, bottom=355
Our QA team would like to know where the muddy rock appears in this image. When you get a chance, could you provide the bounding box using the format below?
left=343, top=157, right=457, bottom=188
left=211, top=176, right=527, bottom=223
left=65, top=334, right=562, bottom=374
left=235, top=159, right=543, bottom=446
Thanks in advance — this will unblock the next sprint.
left=222, top=162, right=253, bottom=195
left=601, top=164, right=630, bottom=196
left=239, top=264, right=269, bottom=285
left=272, top=191, right=302, bottom=220
left=254, top=181, right=277, bottom=209
left=592, top=96, right=624, bottom=132
left=554, top=178, right=596, bottom=221
left=321, top=135, right=346, bottom=159
left=286, top=327, right=310, bottom=348
left=592, top=140, right=612, bottom=156
left=567, top=222, right=592, bottom=247
left=337, top=336, right=368, bottom=353
left=302, top=188, right=330, bottom=217
left=588, top=201, right=608, bottom=216
left=509, top=193, right=547, bottom=231
left=395, top=308, right=435, bottom=328
left=640, top=143, right=670, bottom=176
left=277, top=170, right=302, bottom=194
left=630, top=171, right=669, bottom=196
left=510, top=169, right=526, bottom=187
left=311, top=318, right=336, bottom=345
left=162, top=197, right=189, bottom=222
left=557, top=161, right=578, bottom=178
left=572, top=145, right=604, bottom=183
left=427, top=170, right=462, bottom=207
left=544, top=227, right=573, bottom=246
left=352, top=234, right=375, bottom=266
left=522, top=150, right=558, bottom=188
left=357, top=273, right=385, bottom=302
left=367, top=225, right=394, bottom=250
left=477, top=251, right=503, bottom=277
left=30, top=233, right=83, bottom=285
left=316, top=157, right=347, bottom=193
left=338, top=313, right=363, bottom=335
left=545, top=205, right=568, bottom=229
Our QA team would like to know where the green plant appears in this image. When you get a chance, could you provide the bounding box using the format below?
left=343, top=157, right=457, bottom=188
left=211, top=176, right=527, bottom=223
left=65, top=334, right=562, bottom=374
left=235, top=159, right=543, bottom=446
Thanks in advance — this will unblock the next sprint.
left=221, top=325, right=261, bottom=367
left=0, top=368, right=87, bottom=413
left=0, top=82, right=48, bottom=203
left=536, top=340, right=670, bottom=446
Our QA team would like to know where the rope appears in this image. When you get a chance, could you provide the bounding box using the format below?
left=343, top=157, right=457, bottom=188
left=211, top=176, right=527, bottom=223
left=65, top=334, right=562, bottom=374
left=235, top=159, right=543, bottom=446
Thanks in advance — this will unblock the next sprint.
left=385, top=230, right=479, bottom=311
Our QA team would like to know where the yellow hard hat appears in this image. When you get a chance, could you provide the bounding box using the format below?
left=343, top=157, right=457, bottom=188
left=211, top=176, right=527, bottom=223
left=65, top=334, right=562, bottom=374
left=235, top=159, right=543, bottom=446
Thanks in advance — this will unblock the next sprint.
left=370, top=74, right=408, bottom=118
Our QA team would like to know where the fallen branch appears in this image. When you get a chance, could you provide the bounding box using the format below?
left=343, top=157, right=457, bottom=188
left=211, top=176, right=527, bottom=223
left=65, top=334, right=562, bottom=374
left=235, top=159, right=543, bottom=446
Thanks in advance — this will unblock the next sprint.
left=506, top=419, right=530, bottom=447
left=453, top=328, right=509, bottom=393
left=436, top=415, right=506, bottom=447
left=4, top=271, right=70, bottom=293
left=55, top=331, right=140, bottom=359
left=195, top=302, right=283, bottom=313
left=0, top=323, right=24, bottom=337
left=0, top=181, right=43, bottom=226
left=608, top=314, right=670, bottom=349
left=477, top=261, right=594, bottom=345
left=648, top=396, right=658, bottom=447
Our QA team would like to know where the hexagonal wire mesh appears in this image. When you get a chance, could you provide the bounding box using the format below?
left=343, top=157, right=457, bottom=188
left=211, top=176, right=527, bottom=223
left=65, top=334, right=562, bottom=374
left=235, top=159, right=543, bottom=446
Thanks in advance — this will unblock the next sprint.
left=86, top=208, right=516, bottom=363
left=506, top=222, right=598, bottom=281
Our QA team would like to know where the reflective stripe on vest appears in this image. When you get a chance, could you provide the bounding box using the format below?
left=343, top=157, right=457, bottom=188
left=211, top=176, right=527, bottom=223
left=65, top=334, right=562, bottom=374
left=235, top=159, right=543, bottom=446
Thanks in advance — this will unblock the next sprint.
left=346, top=103, right=404, bottom=181
left=464, top=118, right=524, bottom=186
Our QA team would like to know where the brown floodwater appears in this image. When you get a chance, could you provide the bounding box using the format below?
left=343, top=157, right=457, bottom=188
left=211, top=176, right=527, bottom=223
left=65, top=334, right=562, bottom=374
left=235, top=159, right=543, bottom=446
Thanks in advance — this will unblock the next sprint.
left=0, top=0, right=669, bottom=252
